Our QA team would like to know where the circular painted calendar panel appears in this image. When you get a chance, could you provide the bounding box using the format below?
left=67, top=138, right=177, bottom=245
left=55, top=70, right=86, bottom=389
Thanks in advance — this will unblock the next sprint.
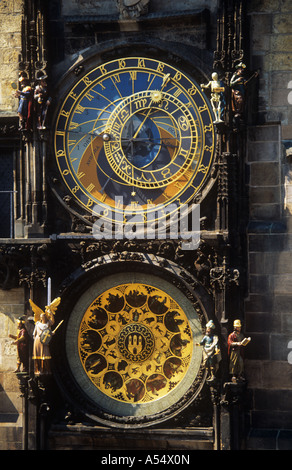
left=66, top=272, right=203, bottom=417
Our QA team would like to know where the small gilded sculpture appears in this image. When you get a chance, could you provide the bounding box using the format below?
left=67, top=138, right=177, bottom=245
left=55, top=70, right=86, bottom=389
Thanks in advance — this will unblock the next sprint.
left=14, top=72, right=33, bottom=130
left=197, top=320, right=221, bottom=382
left=34, top=75, right=51, bottom=129
left=230, top=62, right=259, bottom=124
left=228, top=319, right=251, bottom=383
left=201, top=72, right=225, bottom=123
left=9, top=316, right=29, bottom=373
left=29, top=297, right=61, bottom=375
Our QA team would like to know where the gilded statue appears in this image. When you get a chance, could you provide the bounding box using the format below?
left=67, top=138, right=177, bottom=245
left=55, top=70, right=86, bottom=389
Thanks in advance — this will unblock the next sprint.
left=201, top=72, right=225, bottom=123
left=29, top=297, right=61, bottom=375
left=228, top=319, right=251, bottom=383
left=196, top=320, right=221, bottom=382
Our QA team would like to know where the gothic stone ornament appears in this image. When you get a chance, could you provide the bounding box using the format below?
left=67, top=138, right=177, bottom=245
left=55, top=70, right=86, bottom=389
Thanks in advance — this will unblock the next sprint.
left=53, top=57, right=215, bottom=226
left=117, top=0, right=150, bottom=19
left=65, top=272, right=203, bottom=420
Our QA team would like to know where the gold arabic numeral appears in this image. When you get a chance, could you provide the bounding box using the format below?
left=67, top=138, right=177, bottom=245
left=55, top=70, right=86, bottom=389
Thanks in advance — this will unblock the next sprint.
left=69, top=91, right=77, bottom=100
left=56, top=149, right=65, bottom=158
left=62, top=169, right=70, bottom=176
left=72, top=185, right=80, bottom=194
left=187, top=86, right=197, bottom=96
left=60, top=109, right=69, bottom=118
left=82, top=76, right=93, bottom=86
left=137, top=59, right=146, bottom=68
left=156, top=62, right=165, bottom=73
left=118, top=59, right=126, bottom=69
left=173, top=71, right=182, bottom=82
left=100, top=65, right=107, bottom=75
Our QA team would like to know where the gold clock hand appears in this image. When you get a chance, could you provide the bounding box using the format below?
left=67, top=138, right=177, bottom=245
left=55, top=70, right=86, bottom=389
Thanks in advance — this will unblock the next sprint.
left=132, top=107, right=153, bottom=140
left=66, top=129, right=109, bottom=141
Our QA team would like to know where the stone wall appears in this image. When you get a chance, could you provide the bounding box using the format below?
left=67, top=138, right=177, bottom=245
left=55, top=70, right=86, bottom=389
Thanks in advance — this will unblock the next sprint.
left=0, top=0, right=291, bottom=450
left=0, top=287, right=25, bottom=450
left=0, top=0, right=22, bottom=116
left=245, top=0, right=292, bottom=448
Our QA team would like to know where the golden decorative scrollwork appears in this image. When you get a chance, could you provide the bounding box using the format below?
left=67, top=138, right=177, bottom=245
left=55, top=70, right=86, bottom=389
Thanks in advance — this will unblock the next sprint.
left=78, top=283, right=193, bottom=404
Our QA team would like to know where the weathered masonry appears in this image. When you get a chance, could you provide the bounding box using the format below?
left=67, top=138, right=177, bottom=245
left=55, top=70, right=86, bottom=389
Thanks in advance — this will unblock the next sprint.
left=0, top=0, right=292, bottom=451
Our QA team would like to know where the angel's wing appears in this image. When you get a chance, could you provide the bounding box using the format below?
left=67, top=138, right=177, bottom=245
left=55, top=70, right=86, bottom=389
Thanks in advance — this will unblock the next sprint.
left=29, top=299, right=44, bottom=323
left=45, top=297, right=61, bottom=322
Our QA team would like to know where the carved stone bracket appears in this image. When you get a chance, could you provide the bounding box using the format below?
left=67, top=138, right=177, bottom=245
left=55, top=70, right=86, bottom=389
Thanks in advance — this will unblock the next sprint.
left=19, top=0, right=48, bottom=81
left=213, top=0, right=245, bottom=74
left=210, top=254, right=240, bottom=325
left=19, top=267, right=47, bottom=290
left=210, top=256, right=239, bottom=291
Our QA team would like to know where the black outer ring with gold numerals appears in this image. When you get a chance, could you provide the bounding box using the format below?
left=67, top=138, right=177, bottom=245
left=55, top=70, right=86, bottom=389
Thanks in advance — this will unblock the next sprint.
left=53, top=57, right=215, bottom=222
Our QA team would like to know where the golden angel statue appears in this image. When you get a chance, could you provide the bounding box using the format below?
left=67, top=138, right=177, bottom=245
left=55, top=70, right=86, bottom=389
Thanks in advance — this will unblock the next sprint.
left=29, top=297, right=61, bottom=375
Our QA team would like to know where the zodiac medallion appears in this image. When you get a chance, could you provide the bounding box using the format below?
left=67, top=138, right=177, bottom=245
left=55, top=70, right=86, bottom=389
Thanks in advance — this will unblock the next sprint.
left=78, top=282, right=194, bottom=404
left=117, top=323, right=155, bottom=362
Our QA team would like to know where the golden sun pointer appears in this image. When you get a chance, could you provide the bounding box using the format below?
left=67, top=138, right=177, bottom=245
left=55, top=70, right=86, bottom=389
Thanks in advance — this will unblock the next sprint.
left=150, top=90, right=163, bottom=103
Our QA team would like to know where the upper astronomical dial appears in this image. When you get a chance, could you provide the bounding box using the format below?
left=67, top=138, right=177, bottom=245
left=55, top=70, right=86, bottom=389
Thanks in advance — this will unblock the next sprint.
left=53, top=57, right=215, bottom=218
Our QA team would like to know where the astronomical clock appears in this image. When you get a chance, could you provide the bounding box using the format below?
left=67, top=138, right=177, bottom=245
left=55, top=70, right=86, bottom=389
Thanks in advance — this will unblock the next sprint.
left=53, top=57, right=215, bottom=225
left=49, top=53, right=218, bottom=429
